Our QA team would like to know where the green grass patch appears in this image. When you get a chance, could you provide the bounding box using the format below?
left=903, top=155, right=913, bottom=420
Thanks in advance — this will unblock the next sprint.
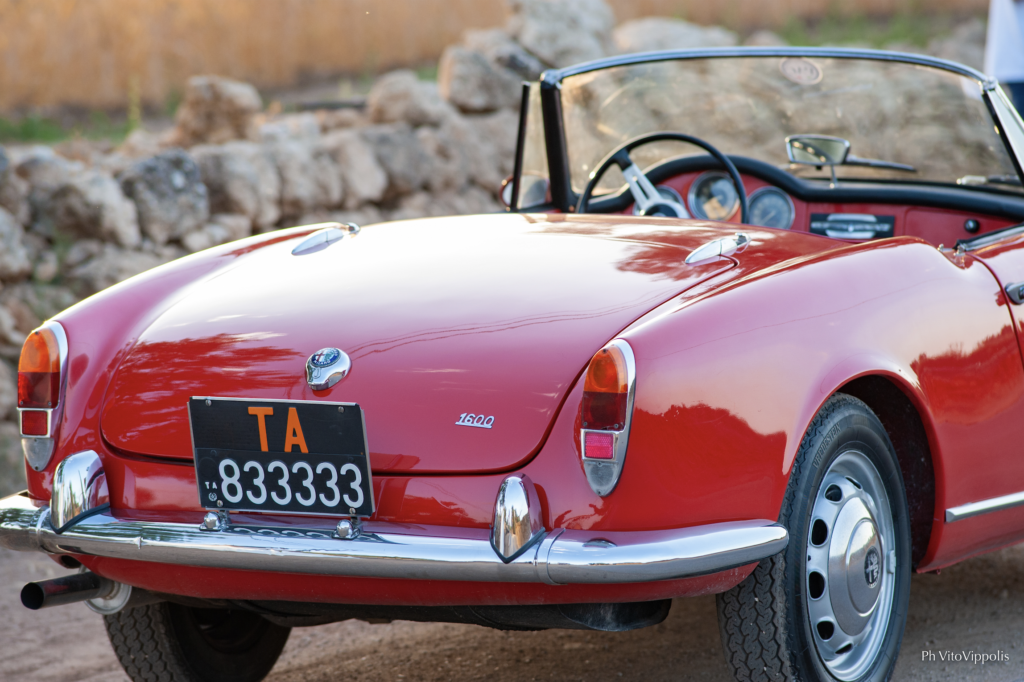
left=0, top=115, right=66, bottom=143
left=779, top=9, right=959, bottom=48
left=0, top=111, right=132, bottom=145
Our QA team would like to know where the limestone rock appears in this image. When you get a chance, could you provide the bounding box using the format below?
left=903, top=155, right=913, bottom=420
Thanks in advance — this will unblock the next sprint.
left=388, top=185, right=501, bottom=221
left=613, top=17, right=738, bottom=54
left=318, top=109, right=367, bottom=132
left=0, top=360, right=15, bottom=420
left=507, top=0, right=615, bottom=68
left=463, top=109, right=519, bottom=195
left=0, top=207, right=30, bottom=282
left=321, top=129, right=388, bottom=208
left=15, top=146, right=83, bottom=189
left=438, top=46, right=522, bottom=114
left=33, top=251, right=59, bottom=284
left=66, top=244, right=167, bottom=297
left=41, top=169, right=141, bottom=247
left=117, top=128, right=166, bottom=160
left=0, top=305, right=24, bottom=347
left=325, top=205, right=384, bottom=227
left=360, top=124, right=436, bottom=198
left=927, top=18, right=985, bottom=71
left=119, top=149, right=210, bottom=246
left=2, top=297, right=40, bottom=337
left=173, top=75, right=263, bottom=146
left=182, top=213, right=251, bottom=253
left=266, top=140, right=344, bottom=220
left=192, top=142, right=281, bottom=230
left=0, top=419, right=25, bottom=496
left=0, top=284, right=79, bottom=325
left=463, top=28, right=545, bottom=80
left=367, top=70, right=455, bottom=127
left=257, top=113, right=322, bottom=142
left=744, top=30, right=788, bottom=47
left=0, top=147, right=29, bottom=226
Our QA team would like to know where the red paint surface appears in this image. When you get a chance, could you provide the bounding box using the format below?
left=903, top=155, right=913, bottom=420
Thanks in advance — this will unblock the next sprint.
left=80, top=554, right=755, bottom=606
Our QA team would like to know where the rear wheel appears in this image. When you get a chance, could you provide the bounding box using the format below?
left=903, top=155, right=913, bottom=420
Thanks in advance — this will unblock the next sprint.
left=104, top=602, right=291, bottom=682
left=716, top=393, right=911, bottom=682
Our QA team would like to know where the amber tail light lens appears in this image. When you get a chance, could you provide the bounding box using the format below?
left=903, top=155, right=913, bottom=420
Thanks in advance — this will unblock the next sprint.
left=19, top=328, right=62, bottom=409
left=582, top=345, right=629, bottom=430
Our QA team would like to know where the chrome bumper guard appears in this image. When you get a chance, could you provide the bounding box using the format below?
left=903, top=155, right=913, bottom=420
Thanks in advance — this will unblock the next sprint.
left=0, top=491, right=787, bottom=585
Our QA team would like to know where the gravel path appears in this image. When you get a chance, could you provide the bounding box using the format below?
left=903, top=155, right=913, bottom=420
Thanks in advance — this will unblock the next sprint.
left=3, top=544, right=1024, bottom=681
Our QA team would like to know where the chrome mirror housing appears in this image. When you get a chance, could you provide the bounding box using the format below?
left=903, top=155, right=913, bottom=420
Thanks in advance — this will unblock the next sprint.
left=786, top=135, right=851, bottom=166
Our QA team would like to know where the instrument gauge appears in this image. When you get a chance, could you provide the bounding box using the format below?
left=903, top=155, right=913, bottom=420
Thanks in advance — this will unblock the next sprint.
left=747, top=186, right=795, bottom=230
left=687, top=172, right=740, bottom=221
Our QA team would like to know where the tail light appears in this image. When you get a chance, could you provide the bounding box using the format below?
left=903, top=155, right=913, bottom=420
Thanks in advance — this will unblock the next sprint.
left=18, top=322, right=68, bottom=471
left=579, top=339, right=636, bottom=496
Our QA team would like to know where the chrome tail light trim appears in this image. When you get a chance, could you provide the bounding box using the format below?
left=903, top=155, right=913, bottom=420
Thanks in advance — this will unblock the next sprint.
left=19, top=320, right=69, bottom=472
left=581, top=339, right=636, bottom=497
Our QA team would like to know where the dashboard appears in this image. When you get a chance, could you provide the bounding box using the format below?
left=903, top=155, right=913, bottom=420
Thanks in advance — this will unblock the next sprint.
left=618, top=166, right=1020, bottom=247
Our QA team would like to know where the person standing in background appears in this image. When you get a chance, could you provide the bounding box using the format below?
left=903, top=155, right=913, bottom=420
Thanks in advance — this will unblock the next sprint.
left=986, top=0, right=1024, bottom=109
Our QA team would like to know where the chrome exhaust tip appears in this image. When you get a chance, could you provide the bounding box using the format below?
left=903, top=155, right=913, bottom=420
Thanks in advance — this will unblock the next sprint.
left=21, top=571, right=114, bottom=610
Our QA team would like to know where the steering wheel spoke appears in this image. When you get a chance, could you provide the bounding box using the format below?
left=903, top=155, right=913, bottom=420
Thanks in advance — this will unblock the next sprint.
left=621, top=163, right=690, bottom=218
left=576, top=133, right=748, bottom=224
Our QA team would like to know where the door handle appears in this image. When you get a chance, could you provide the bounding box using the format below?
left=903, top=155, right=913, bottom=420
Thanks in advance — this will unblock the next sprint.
left=1005, top=282, right=1024, bottom=305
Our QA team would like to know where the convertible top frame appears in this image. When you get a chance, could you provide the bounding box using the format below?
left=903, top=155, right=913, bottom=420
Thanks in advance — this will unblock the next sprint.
left=510, top=47, right=1024, bottom=213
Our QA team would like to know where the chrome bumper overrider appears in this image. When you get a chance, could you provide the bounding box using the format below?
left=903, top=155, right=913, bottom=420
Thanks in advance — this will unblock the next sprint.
left=0, top=491, right=787, bottom=585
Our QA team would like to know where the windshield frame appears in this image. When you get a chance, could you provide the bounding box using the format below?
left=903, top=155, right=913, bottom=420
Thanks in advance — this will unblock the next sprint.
left=514, top=46, right=1024, bottom=213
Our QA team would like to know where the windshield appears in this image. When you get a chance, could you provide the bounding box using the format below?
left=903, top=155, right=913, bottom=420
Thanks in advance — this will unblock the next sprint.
left=555, top=55, right=1020, bottom=195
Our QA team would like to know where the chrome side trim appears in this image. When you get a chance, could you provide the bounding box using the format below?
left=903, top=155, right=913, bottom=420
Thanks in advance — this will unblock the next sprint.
left=0, top=492, right=788, bottom=585
left=945, top=490, right=1024, bottom=523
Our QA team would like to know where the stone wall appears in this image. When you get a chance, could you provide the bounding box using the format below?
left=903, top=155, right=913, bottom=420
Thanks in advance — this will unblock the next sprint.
left=0, top=0, right=989, bottom=494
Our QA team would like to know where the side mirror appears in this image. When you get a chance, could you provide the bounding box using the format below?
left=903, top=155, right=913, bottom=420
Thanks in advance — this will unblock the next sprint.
left=500, top=176, right=514, bottom=208
left=785, top=135, right=850, bottom=166
left=501, top=174, right=550, bottom=211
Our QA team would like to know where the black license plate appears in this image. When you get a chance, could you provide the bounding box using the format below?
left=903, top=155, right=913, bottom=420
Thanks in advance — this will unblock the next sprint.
left=189, top=397, right=374, bottom=517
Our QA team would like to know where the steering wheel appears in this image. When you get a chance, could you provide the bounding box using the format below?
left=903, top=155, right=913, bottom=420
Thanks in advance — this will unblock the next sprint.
left=576, top=132, right=749, bottom=223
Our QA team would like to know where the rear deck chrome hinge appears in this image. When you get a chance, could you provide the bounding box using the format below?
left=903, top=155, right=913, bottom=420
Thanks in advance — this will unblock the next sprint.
left=685, top=232, right=750, bottom=265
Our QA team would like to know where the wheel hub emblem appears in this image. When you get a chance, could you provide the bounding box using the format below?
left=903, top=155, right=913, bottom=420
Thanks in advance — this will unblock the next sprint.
left=864, top=547, right=881, bottom=586
left=306, top=347, right=351, bottom=391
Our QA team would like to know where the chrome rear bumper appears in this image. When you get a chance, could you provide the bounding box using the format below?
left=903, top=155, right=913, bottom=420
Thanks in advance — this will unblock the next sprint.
left=0, top=492, right=787, bottom=585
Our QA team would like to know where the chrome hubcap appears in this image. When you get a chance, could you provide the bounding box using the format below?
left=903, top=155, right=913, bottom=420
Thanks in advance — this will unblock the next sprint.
left=805, top=450, right=895, bottom=681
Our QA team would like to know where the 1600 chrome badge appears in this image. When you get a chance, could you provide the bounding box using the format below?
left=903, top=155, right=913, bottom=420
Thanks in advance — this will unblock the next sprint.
left=306, top=348, right=351, bottom=391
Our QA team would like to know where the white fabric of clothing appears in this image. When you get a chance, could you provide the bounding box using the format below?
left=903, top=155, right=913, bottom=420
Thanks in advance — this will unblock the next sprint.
left=986, top=0, right=1024, bottom=82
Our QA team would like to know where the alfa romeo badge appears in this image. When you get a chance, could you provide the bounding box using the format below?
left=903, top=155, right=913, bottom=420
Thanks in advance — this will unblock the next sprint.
left=306, top=347, right=351, bottom=391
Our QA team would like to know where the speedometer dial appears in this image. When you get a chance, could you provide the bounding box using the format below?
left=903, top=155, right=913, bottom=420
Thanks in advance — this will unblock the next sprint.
left=687, top=172, right=739, bottom=221
left=747, top=186, right=795, bottom=229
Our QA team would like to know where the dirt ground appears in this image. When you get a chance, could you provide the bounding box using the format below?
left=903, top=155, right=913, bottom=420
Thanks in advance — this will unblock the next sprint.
left=2, top=544, right=1024, bottom=682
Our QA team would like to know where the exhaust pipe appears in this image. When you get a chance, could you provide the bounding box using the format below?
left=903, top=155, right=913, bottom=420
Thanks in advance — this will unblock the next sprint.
left=21, top=571, right=116, bottom=610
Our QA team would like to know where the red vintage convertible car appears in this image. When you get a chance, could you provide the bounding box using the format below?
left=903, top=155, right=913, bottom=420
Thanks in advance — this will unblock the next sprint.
left=5, top=47, right=1024, bottom=682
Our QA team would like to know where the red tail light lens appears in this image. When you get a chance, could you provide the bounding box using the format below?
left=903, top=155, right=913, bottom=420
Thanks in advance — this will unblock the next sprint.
left=18, top=328, right=61, bottom=409
left=20, top=410, right=48, bottom=436
left=582, top=345, right=629, bottom=430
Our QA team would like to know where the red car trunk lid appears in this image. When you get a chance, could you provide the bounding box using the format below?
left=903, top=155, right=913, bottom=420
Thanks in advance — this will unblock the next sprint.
left=100, top=215, right=735, bottom=474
